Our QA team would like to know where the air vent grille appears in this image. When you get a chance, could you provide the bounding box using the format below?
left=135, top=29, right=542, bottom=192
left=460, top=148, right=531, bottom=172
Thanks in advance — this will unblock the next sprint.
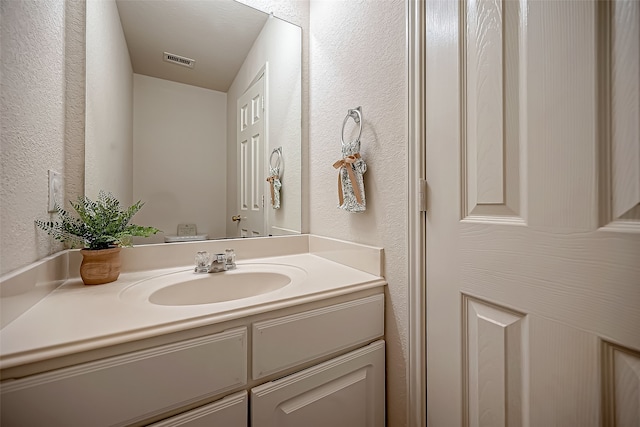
left=163, top=52, right=195, bottom=69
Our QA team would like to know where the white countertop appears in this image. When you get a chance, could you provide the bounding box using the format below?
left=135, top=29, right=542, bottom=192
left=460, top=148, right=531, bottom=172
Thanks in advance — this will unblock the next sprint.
left=0, top=253, right=385, bottom=370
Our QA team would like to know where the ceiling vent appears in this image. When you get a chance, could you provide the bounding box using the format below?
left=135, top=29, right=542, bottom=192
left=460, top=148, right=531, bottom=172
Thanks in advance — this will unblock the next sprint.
left=163, top=52, right=195, bottom=69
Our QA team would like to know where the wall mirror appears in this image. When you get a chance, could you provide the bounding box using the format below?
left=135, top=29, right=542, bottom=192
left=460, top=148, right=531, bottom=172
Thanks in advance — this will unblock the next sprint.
left=85, top=0, right=302, bottom=244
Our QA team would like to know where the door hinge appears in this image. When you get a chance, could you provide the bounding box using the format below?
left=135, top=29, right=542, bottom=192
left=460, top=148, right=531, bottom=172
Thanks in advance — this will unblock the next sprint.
left=419, top=179, right=427, bottom=212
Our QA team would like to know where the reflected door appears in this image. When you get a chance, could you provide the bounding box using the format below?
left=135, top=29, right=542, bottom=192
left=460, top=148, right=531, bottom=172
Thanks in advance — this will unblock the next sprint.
left=425, top=0, right=640, bottom=425
left=236, top=75, right=266, bottom=237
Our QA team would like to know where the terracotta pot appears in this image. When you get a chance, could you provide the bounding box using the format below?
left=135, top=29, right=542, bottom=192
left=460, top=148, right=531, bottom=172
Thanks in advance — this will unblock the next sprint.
left=80, top=247, right=122, bottom=285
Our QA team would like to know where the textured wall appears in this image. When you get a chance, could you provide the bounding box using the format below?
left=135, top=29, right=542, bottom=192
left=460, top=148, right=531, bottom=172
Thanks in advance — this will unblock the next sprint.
left=1, top=0, right=85, bottom=276
left=85, top=0, right=133, bottom=205
left=64, top=0, right=87, bottom=218
left=308, top=1, right=408, bottom=425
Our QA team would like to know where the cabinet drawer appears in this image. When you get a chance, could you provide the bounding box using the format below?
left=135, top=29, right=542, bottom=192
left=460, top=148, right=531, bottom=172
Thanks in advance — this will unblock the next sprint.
left=1, top=327, right=247, bottom=427
left=150, top=391, right=247, bottom=427
left=252, top=294, right=383, bottom=380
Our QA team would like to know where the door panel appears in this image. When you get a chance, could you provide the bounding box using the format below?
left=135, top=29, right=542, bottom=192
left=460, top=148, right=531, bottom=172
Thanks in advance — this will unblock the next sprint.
left=425, top=0, right=640, bottom=425
left=462, top=297, right=526, bottom=427
left=602, top=343, right=640, bottom=426
left=608, top=0, right=640, bottom=223
left=463, top=0, right=521, bottom=219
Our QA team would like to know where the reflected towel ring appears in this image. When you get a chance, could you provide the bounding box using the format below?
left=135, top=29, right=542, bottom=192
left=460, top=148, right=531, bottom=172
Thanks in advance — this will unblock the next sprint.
left=341, top=106, right=362, bottom=146
left=270, top=147, right=282, bottom=171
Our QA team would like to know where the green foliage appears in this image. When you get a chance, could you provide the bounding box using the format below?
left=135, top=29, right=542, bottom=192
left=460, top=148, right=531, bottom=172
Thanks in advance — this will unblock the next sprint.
left=36, top=191, right=160, bottom=250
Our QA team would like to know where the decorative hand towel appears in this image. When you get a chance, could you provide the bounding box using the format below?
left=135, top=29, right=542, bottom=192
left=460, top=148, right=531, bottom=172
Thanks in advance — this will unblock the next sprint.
left=267, top=148, right=282, bottom=209
left=266, top=166, right=282, bottom=209
left=333, top=137, right=366, bottom=212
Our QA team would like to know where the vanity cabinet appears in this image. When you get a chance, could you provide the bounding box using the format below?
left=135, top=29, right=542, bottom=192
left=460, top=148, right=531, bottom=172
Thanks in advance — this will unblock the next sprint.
left=0, top=328, right=248, bottom=427
left=251, top=340, right=385, bottom=427
left=251, top=295, right=385, bottom=427
left=149, top=391, right=248, bottom=427
left=1, top=293, right=384, bottom=427
left=252, top=294, right=384, bottom=379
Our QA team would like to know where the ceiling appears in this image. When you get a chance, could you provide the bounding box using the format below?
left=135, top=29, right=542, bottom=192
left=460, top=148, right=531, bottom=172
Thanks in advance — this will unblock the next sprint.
left=115, top=0, right=269, bottom=92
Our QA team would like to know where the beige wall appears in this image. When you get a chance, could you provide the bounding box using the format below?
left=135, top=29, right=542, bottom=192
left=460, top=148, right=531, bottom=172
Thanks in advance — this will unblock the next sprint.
left=132, top=74, right=228, bottom=241
left=85, top=0, right=133, bottom=205
left=0, top=0, right=85, bottom=275
left=308, top=1, right=408, bottom=425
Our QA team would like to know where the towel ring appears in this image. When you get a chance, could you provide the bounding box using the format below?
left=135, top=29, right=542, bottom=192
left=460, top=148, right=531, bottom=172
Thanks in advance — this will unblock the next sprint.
left=341, top=106, right=362, bottom=146
left=270, top=147, right=282, bottom=171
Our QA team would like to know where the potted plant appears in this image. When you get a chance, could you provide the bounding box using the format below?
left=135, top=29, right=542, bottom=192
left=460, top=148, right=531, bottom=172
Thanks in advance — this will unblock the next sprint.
left=36, top=191, right=160, bottom=285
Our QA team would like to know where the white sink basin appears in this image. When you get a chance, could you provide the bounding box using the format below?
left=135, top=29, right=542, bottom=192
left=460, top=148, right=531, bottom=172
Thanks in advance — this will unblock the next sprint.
left=120, top=263, right=307, bottom=306
left=150, top=271, right=290, bottom=305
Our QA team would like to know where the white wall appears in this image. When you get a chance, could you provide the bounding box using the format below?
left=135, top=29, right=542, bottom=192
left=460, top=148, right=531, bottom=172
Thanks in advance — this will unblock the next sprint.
left=226, top=17, right=302, bottom=237
left=85, top=0, right=133, bottom=205
left=132, top=74, right=227, bottom=241
left=308, top=1, right=408, bottom=425
left=0, top=0, right=84, bottom=275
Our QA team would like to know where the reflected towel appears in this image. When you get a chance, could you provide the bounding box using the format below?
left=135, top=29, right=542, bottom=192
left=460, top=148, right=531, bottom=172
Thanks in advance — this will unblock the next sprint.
left=266, top=166, right=281, bottom=209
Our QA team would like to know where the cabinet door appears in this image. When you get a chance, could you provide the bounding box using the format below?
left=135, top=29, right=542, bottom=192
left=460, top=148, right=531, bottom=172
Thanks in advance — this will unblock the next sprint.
left=0, top=328, right=247, bottom=427
left=149, top=391, right=247, bottom=427
left=251, top=340, right=385, bottom=427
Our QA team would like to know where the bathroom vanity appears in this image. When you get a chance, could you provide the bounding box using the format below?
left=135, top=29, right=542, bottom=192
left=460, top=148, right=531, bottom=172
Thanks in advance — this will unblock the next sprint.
left=0, top=235, right=386, bottom=426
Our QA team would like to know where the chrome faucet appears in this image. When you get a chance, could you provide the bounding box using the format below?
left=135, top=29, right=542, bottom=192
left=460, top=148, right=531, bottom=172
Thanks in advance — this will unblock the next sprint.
left=194, top=250, right=236, bottom=273
left=208, top=253, right=227, bottom=273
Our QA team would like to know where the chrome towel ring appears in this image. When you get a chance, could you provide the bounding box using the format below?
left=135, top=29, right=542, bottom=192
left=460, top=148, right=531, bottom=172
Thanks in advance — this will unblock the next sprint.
left=341, top=106, right=362, bottom=145
left=270, top=147, right=282, bottom=173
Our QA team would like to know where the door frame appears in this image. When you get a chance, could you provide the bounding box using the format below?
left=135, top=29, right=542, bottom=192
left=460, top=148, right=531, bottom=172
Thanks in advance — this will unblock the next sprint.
left=407, top=1, right=427, bottom=426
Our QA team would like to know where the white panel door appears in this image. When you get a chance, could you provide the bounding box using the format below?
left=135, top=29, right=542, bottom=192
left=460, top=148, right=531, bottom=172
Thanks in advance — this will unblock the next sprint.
left=236, top=75, right=266, bottom=237
left=425, top=0, right=640, bottom=426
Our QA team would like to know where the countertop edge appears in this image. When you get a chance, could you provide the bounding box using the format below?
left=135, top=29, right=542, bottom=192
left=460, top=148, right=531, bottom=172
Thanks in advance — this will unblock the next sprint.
left=0, top=279, right=386, bottom=371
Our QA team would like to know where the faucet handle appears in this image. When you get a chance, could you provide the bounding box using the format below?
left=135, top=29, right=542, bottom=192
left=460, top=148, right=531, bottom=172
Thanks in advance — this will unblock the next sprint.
left=225, top=248, right=236, bottom=270
left=195, top=251, right=211, bottom=273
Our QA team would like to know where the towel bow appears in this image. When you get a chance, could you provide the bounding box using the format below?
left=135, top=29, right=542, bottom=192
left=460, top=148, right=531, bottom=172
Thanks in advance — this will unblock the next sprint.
left=333, top=153, right=363, bottom=205
left=266, top=175, right=278, bottom=207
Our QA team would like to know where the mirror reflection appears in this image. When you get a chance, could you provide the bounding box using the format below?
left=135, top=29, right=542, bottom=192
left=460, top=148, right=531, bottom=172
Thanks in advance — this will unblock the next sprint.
left=85, top=0, right=302, bottom=244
